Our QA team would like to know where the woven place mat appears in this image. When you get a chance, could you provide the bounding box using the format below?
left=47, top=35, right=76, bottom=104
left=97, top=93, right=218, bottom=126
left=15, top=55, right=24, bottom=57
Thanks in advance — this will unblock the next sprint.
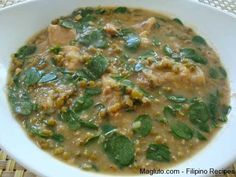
left=0, top=0, right=236, bottom=177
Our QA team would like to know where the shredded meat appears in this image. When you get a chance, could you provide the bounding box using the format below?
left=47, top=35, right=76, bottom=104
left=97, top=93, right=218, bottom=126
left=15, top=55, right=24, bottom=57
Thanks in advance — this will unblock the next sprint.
left=48, top=25, right=76, bottom=46
left=140, top=58, right=206, bottom=88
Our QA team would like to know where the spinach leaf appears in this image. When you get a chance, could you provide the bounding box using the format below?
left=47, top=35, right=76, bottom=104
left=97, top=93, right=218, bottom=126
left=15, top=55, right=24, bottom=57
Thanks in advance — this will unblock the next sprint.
left=171, top=121, right=193, bottom=140
left=84, top=135, right=100, bottom=146
left=15, top=45, right=37, bottom=60
left=73, top=68, right=97, bottom=81
left=121, top=31, right=141, bottom=51
left=114, top=7, right=129, bottom=13
left=132, top=114, right=152, bottom=137
left=87, top=55, right=109, bottom=79
left=208, top=91, right=219, bottom=121
left=84, top=87, right=102, bottom=96
left=219, top=105, right=231, bottom=122
left=163, top=106, right=176, bottom=119
left=209, top=67, right=219, bottom=79
left=218, top=66, right=227, bottom=78
left=8, top=87, right=33, bottom=115
left=59, top=19, right=77, bottom=29
left=138, top=50, right=158, bottom=60
left=101, top=124, right=117, bottom=134
left=49, top=45, right=62, bottom=54
left=79, top=29, right=108, bottom=49
left=134, top=62, right=144, bottom=72
left=163, top=44, right=181, bottom=61
left=79, top=119, right=98, bottom=130
left=39, top=72, right=57, bottom=83
left=167, top=95, right=187, bottom=103
left=152, top=38, right=161, bottom=46
left=189, top=101, right=209, bottom=124
left=192, top=35, right=207, bottom=45
left=180, top=48, right=207, bottom=64
left=146, top=144, right=171, bottom=162
left=195, top=131, right=207, bottom=141
left=173, top=18, right=183, bottom=25
left=21, top=67, right=41, bottom=86
left=103, top=132, right=135, bottom=167
left=26, top=121, right=64, bottom=143
left=72, top=96, right=94, bottom=113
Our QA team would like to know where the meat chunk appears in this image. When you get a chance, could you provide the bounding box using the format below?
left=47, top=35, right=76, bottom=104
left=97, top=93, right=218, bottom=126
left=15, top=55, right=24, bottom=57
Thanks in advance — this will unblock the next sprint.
left=62, top=46, right=83, bottom=70
left=141, top=58, right=206, bottom=88
left=101, top=75, right=122, bottom=117
left=48, top=24, right=76, bottom=46
left=104, top=23, right=118, bottom=36
left=133, top=17, right=157, bottom=32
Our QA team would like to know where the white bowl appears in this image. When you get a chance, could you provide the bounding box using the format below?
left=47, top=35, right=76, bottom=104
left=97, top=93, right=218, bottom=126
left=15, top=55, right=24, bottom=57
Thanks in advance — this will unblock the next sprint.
left=0, top=0, right=236, bottom=177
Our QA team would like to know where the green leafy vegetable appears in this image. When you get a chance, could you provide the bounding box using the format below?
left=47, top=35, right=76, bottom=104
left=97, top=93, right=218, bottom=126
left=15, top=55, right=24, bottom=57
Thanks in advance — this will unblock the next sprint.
left=192, top=35, right=207, bottom=45
left=79, top=29, right=108, bottom=49
left=146, top=144, right=171, bottom=162
left=132, top=114, right=152, bottom=137
left=195, top=131, right=207, bottom=141
left=138, top=50, right=158, bottom=61
left=101, top=124, right=116, bottom=134
left=163, top=106, right=176, bottom=119
left=72, top=96, right=94, bottom=113
left=114, top=7, right=129, bottom=13
left=218, top=67, right=227, bottom=78
left=173, top=18, right=183, bottom=25
left=21, top=67, right=41, bottom=86
left=152, top=38, right=161, bottom=46
left=8, top=87, right=34, bottom=115
left=180, top=48, right=207, bottom=64
left=189, top=101, right=209, bottom=124
left=49, top=46, right=62, bottom=54
left=120, top=30, right=141, bottom=51
left=103, top=132, right=135, bottom=167
left=15, top=45, right=37, bottom=60
left=209, top=67, right=219, bottom=79
left=39, top=72, right=57, bottom=83
left=219, top=105, right=231, bottom=122
left=84, top=87, right=102, bottom=96
left=87, top=55, right=109, bottom=79
left=208, top=91, right=219, bottom=121
left=171, top=121, right=193, bottom=140
left=163, top=44, right=181, bottom=61
left=167, top=95, right=187, bottom=103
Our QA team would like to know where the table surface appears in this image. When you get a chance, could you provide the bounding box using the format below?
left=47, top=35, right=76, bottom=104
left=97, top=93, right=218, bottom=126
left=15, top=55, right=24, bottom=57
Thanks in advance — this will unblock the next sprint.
left=0, top=0, right=235, bottom=177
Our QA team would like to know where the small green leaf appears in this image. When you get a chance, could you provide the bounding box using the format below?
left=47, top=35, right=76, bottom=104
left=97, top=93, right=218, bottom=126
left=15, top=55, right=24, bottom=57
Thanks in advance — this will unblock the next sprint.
left=49, top=45, right=62, bottom=54
left=209, top=67, right=219, bottom=79
left=180, top=48, right=208, bottom=64
left=167, top=95, right=187, bottom=103
left=132, top=114, right=152, bottom=137
left=72, top=96, right=94, bottom=113
left=114, top=7, right=128, bottom=13
left=138, top=50, right=158, bottom=60
left=15, top=45, right=37, bottom=60
left=103, top=132, right=135, bottom=167
left=8, top=87, right=33, bottom=116
left=163, top=44, right=181, bottom=61
left=101, top=124, right=116, bottom=134
left=84, top=87, right=102, bottom=96
left=122, top=32, right=141, bottom=51
left=87, top=55, right=109, bottom=79
left=171, top=121, right=193, bottom=140
left=146, top=144, right=171, bottom=162
left=79, top=29, right=108, bottom=49
left=173, top=18, right=183, bottom=25
left=152, top=38, right=161, bottom=46
left=51, top=134, right=65, bottom=143
left=134, top=62, right=144, bottom=72
left=163, top=106, right=176, bottom=119
left=192, top=35, right=207, bottom=45
left=39, top=72, right=57, bottom=83
left=21, top=67, right=41, bottom=86
left=59, top=19, right=76, bottom=29
left=195, top=131, right=207, bottom=141
left=218, top=66, right=227, bottom=79
left=189, top=101, right=209, bottom=125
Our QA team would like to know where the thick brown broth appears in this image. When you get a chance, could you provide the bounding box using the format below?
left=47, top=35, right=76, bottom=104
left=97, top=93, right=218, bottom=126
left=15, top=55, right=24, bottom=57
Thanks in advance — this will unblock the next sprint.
left=7, top=7, right=230, bottom=174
